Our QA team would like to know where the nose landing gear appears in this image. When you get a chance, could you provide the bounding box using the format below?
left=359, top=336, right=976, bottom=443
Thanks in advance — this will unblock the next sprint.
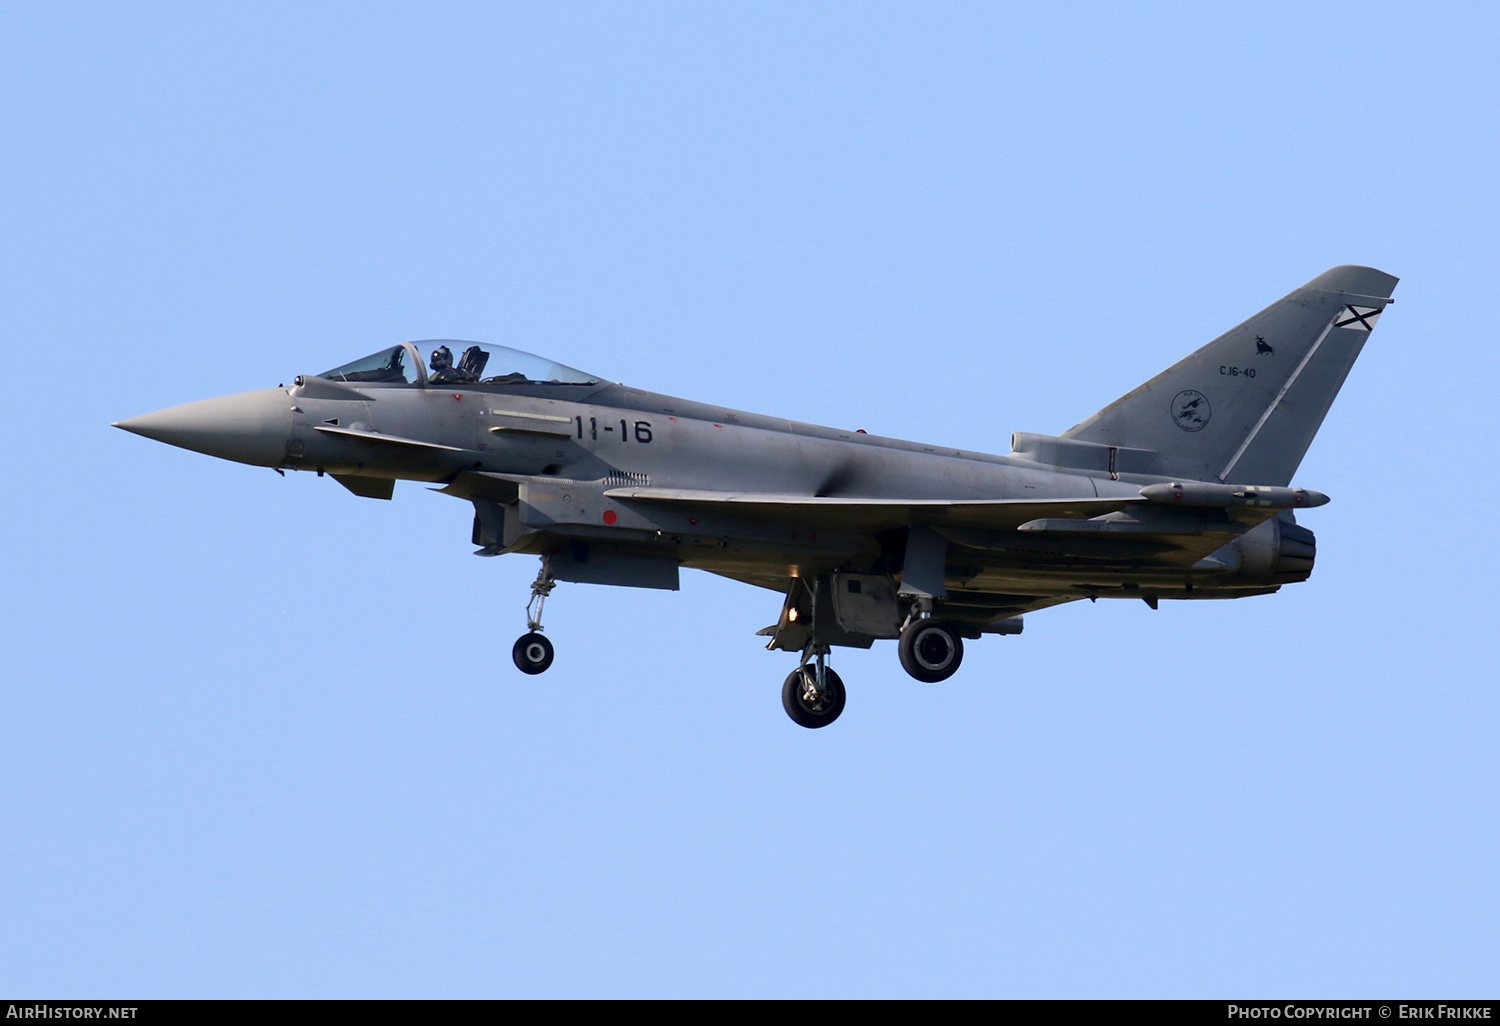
left=512, top=557, right=556, bottom=675
left=513, top=632, right=554, bottom=674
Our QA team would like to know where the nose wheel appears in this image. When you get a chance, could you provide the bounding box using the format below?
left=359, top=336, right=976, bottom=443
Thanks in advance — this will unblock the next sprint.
left=512, top=556, right=557, bottom=675
left=513, top=632, right=554, bottom=674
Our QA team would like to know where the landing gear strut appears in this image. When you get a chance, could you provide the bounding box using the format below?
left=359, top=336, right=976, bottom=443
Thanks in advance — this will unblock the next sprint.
left=512, top=556, right=556, bottom=675
left=782, top=645, right=845, bottom=728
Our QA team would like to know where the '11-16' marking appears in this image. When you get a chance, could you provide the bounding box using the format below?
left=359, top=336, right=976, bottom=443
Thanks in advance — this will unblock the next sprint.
left=578, top=417, right=654, bottom=443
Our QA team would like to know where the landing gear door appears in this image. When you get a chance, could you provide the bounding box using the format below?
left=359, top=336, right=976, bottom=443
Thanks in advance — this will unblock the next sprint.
left=762, top=579, right=813, bottom=653
left=831, top=573, right=902, bottom=638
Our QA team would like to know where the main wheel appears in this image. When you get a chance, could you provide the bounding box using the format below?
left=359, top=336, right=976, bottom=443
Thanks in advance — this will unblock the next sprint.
left=898, top=619, right=964, bottom=683
left=512, top=632, right=554, bottom=675
left=781, top=666, right=846, bottom=728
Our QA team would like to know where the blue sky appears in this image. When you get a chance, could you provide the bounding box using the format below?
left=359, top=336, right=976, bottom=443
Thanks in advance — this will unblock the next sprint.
left=2, top=2, right=1496, bottom=997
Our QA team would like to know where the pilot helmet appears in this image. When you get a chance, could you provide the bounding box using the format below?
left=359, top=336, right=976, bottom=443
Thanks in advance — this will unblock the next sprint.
left=430, top=345, right=453, bottom=369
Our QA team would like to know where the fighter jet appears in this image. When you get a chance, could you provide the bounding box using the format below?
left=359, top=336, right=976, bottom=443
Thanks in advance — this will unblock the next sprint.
left=115, top=265, right=1396, bottom=728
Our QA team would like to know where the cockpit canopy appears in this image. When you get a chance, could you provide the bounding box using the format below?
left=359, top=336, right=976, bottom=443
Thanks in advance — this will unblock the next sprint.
left=319, top=340, right=601, bottom=387
left=320, top=344, right=416, bottom=383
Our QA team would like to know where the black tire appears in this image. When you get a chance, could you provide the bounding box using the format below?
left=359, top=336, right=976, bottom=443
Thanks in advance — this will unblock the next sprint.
left=512, top=632, right=554, bottom=675
left=898, top=619, right=964, bottom=683
left=781, top=666, right=846, bottom=728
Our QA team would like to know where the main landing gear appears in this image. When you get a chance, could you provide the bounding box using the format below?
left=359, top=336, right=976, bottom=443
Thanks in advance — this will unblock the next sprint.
left=769, top=579, right=972, bottom=727
left=782, top=646, right=845, bottom=728
left=897, top=617, right=964, bottom=683
left=512, top=557, right=556, bottom=675
left=777, top=618, right=965, bottom=728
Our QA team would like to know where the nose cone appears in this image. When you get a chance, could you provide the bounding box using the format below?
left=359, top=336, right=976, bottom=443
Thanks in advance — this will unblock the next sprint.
left=114, top=388, right=293, bottom=468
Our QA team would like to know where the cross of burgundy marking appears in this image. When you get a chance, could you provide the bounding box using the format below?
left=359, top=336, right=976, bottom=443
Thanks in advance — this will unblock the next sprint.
left=1334, top=305, right=1380, bottom=330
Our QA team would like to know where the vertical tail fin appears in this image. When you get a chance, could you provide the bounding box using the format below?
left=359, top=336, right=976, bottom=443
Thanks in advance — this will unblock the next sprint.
left=1061, top=266, right=1398, bottom=485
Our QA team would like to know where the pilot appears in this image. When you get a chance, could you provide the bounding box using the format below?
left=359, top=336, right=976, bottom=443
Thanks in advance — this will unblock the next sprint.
left=429, top=345, right=460, bottom=384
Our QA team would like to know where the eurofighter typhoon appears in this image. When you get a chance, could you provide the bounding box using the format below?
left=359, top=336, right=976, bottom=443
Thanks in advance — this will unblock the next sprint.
left=116, top=266, right=1396, bottom=727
